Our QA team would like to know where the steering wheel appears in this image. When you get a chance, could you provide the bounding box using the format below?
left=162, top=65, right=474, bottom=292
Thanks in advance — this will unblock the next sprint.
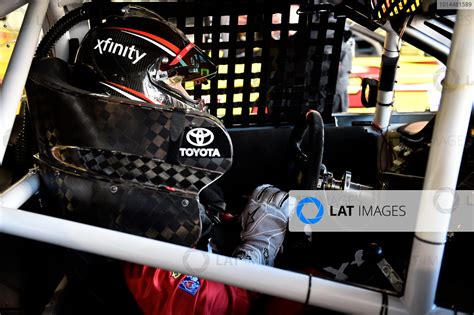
left=287, top=110, right=325, bottom=190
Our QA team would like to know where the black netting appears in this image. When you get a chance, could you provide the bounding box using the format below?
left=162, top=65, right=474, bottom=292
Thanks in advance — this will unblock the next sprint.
left=117, top=0, right=346, bottom=127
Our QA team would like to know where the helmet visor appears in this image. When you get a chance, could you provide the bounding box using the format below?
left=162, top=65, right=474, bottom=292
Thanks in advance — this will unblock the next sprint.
left=167, top=44, right=217, bottom=83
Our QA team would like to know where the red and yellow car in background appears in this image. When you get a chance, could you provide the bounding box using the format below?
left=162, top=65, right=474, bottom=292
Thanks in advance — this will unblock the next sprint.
left=348, top=27, right=444, bottom=113
left=1, top=6, right=23, bottom=83
left=0, top=29, right=17, bottom=84
left=1, top=26, right=23, bottom=114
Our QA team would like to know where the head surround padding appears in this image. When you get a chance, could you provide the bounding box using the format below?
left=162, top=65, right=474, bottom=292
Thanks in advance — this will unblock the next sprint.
left=27, top=57, right=232, bottom=247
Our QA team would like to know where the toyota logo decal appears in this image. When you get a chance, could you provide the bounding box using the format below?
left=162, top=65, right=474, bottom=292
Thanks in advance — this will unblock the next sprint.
left=186, top=128, right=215, bottom=147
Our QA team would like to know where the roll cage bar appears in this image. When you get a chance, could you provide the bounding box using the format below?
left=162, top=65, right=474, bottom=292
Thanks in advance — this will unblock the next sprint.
left=1, top=1, right=473, bottom=314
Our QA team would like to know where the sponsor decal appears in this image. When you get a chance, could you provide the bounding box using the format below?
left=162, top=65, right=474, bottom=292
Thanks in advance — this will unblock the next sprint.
left=180, top=127, right=222, bottom=158
left=179, top=147, right=221, bottom=157
left=186, top=128, right=214, bottom=147
left=178, top=275, right=201, bottom=296
left=94, top=38, right=147, bottom=64
left=179, top=127, right=231, bottom=159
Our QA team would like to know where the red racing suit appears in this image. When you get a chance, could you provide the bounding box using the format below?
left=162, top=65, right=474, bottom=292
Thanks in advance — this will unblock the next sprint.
left=123, top=263, right=255, bottom=315
left=122, top=185, right=292, bottom=315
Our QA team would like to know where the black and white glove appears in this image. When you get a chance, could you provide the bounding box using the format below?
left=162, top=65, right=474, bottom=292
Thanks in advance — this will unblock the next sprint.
left=232, top=185, right=289, bottom=266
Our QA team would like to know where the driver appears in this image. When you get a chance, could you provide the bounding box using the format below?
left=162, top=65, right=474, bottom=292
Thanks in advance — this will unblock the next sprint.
left=74, top=6, right=290, bottom=315
left=124, top=184, right=289, bottom=315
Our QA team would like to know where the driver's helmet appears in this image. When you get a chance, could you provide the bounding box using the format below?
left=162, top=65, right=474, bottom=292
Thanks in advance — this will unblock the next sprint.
left=74, top=5, right=216, bottom=111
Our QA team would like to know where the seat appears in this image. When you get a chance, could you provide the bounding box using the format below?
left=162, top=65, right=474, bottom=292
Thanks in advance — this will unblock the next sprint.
left=26, top=57, right=233, bottom=247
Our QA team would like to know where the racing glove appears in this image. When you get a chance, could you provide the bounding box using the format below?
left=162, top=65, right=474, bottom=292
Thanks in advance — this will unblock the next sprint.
left=232, top=185, right=289, bottom=266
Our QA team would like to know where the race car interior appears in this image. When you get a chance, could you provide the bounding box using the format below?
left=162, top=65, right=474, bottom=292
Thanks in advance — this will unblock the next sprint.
left=0, top=0, right=473, bottom=314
